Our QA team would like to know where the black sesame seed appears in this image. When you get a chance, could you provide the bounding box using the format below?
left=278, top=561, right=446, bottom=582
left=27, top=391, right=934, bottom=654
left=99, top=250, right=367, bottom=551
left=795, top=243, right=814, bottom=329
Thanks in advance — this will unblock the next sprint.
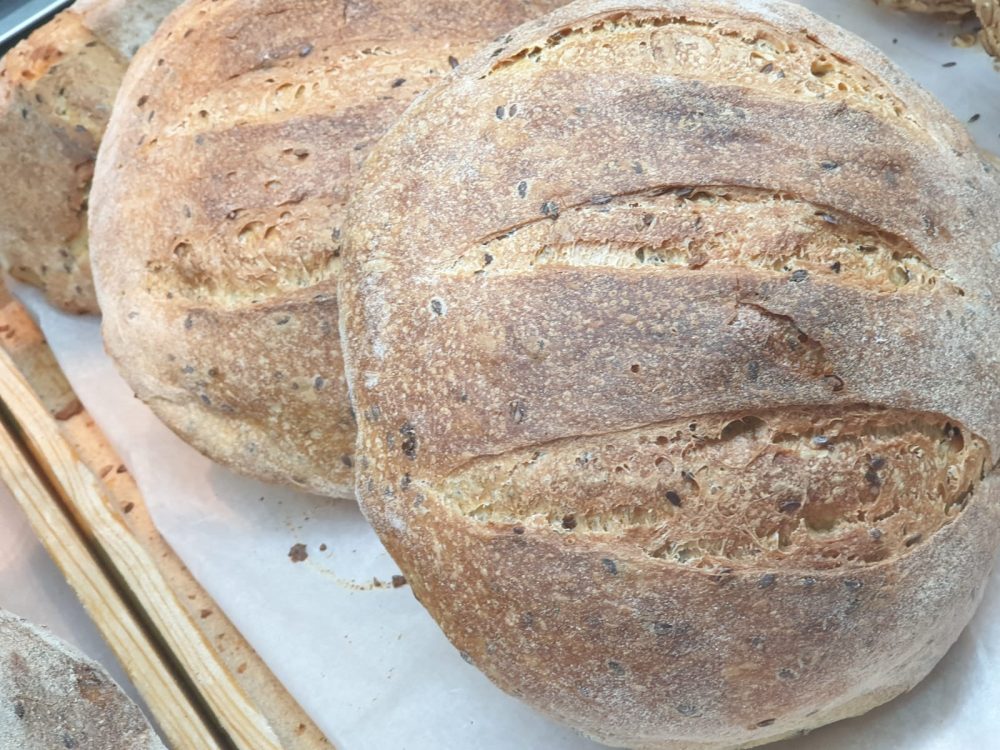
left=509, top=401, right=527, bottom=424
left=137, top=95, right=148, bottom=107
left=943, top=61, right=957, bottom=68
left=778, top=499, right=801, bottom=513
left=760, top=62, right=774, bottom=73
left=508, top=103, right=518, bottom=117
left=665, top=490, right=682, bottom=507
left=869, top=456, right=886, bottom=471
left=299, top=43, right=313, bottom=57
left=601, top=558, right=618, bottom=575
left=496, top=105, right=506, bottom=119
left=758, top=573, right=777, bottom=589
left=801, top=576, right=817, bottom=587
left=562, top=515, right=577, bottom=530
left=391, top=78, right=406, bottom=88
left=540, top=200, right=559, bottom=218
left=790, top=269, right=809, bottom=282
left=608, top=660, right=626, bottom=676
left=483, top=253, right=494, bottom=265
left=747, top=361, right=760, bottom=382
left=14, top=701, right=24, bottom=719
left=653, top=621, right=673, bottom=635
left=400, top=423, right=417, bottom=459
left=430, top=298, right=443, bottom=315
left=844, top=579, right=863, bottom=591
left=829, top=261, right=842, bottom=273
left=590, top=194, right=612, bottom=205
left=757, top=719, right=776, bottom=728
left=969, top=113, right=981, bottom=123
left=517, top=180, right=528, bottom=198
left=448, top=55, right=459, bottom=68
left=820, top=160, right=839, bottom=171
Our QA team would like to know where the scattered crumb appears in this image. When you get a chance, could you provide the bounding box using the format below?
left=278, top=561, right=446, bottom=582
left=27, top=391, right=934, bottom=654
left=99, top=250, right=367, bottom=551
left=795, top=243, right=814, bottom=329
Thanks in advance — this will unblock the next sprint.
left=288, top=543, right=308, bottom=563
left=199, top=608, right=212, bottom=619
left=391, top=575, right=408, bottom=589
left=122, top=502, right=135, bottom=514
left=319, top=543, right=328, bottom=552
left=953, top=32, right=978, bottom=48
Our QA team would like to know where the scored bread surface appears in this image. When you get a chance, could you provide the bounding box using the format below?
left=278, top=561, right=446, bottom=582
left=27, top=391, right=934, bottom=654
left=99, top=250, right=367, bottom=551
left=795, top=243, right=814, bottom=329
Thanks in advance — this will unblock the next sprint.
left=339, top=0, right=1000, bottom=747
left=90, top=0, right=566, bottom=498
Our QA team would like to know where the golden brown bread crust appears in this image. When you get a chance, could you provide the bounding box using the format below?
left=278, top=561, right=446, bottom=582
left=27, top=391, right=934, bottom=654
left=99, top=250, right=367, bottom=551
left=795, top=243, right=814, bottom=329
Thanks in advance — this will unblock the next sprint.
left=0, top=610, right=164, bottom=750
left=0, top=0, right=181, bottom=314
left=339, top=0, right=1000, bottom=746
left=90, top=0, right=566, bottom=497
left=974, top=0, right=1000, bottom=56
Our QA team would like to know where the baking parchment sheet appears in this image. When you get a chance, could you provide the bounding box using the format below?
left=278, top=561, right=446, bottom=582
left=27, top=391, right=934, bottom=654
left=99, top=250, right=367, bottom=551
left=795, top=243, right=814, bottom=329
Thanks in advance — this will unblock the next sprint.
left=3, top=1, right=1000, bottom=748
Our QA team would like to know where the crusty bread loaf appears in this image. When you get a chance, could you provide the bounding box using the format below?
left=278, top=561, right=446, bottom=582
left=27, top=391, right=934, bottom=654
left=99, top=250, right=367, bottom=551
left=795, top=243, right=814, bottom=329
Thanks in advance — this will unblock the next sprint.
left=0, top=610, right=164, bottom=750
left=875, top=0, right=972, bottom=12
left=90, top=0, right=566, bottom=498
left=0, top=0, right=181, bottom=314
left=339, top=0, right=1000, bottom=747
left=875, top=0, right=1000, bottom=58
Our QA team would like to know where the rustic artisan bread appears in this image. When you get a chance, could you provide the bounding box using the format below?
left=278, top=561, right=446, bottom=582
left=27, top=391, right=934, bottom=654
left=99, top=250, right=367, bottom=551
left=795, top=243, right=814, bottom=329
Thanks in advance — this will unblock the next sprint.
left=339, top=0, right=1000, bottom=746
left=875, top=0, right=1000, bottom=59
left=89, top=0, right=565, bottom=497
left=0, top=610, right=163, bottom=750
left=0, top=0, right=181, bottom=313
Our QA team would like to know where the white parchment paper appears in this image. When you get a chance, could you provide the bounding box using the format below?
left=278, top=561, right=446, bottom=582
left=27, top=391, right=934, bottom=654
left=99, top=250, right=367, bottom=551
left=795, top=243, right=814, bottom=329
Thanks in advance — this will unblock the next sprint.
left=3, top=2, right=999, bottom=748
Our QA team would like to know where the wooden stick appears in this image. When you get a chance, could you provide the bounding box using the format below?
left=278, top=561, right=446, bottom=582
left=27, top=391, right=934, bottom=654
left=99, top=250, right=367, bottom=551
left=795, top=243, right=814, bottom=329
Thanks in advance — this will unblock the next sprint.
left=0, top=401, right=224, bottom=750
left=0, top=283, right=333, bottom=750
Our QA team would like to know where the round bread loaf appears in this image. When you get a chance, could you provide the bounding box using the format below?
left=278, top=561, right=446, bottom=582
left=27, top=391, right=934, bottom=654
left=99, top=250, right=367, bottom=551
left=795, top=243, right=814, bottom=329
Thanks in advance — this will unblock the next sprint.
left=90, top=0, right=566, bottom=497
left=0, top=610, right=164, bottom=750
left=0, top=0, right=182, bottom=314
left=339, top=0, right=1000, bottom=746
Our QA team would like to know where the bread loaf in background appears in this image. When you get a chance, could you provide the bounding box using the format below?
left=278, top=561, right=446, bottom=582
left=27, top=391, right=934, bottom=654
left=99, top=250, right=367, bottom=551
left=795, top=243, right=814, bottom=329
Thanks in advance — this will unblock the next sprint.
left=339, top=0, right=1000, bottom=746
left=89, top=0, right=565, bottom=498
left=0, top=0, right=182, bottom=314
left=875, top=0, right=1000, bottom=59
left=0, top=609, right=163, bottom=750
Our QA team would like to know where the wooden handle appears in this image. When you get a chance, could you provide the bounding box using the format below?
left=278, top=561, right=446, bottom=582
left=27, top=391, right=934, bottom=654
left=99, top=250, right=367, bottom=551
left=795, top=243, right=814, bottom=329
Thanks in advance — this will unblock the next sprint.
left=0, top=282, right=333, bottom=750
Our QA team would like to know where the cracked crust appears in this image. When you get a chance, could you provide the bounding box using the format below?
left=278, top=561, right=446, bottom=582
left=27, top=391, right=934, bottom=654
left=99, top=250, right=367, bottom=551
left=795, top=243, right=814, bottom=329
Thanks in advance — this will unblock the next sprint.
left=0, top=0, right=182, bottom=313
left=89, top=0, right=566, bottom=497
left=0, top=610, right=164, bottom=750
left=340, top=0, right=1000, bottom=746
